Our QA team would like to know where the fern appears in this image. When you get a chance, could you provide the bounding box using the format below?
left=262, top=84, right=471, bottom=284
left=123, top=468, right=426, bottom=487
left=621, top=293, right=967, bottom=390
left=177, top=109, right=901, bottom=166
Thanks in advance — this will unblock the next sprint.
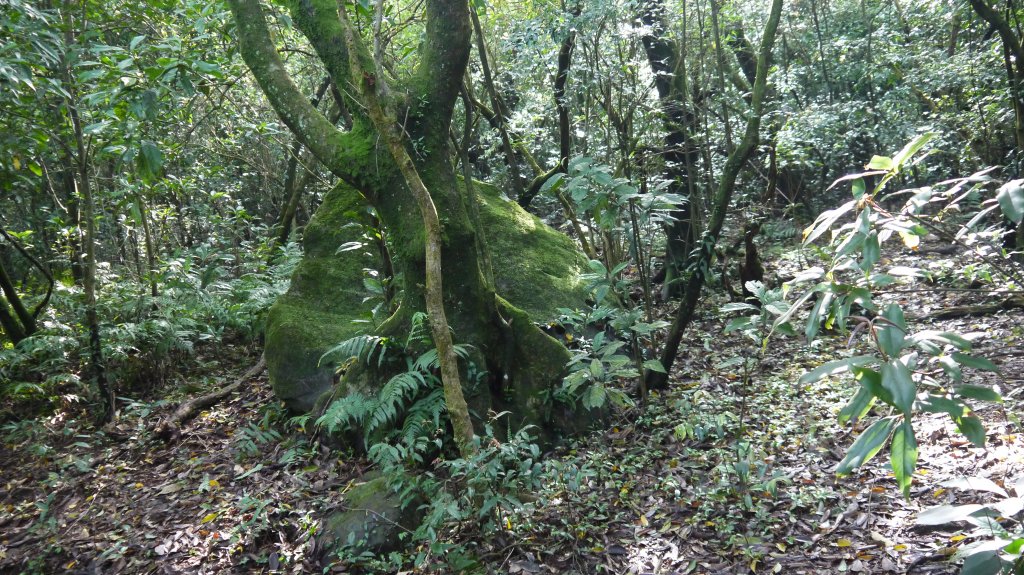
left=399, top=388, right=446, bottom=447
left=365, top=370, right=431, bottom=436
left=318, top=334, right=389, bottom=368
left=315, top=392, right=374, bottom=434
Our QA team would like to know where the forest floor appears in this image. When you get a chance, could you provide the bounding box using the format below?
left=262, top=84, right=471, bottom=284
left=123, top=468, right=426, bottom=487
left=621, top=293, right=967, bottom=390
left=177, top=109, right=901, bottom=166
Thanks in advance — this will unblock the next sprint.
left=1, top=243, right=1022, bottom=574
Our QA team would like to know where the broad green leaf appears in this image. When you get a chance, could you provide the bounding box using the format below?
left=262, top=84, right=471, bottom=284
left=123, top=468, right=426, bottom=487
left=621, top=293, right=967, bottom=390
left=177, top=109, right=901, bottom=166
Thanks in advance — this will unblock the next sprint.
left=938, top=356, right=963, bottom=383
left=997, top=179, right=1024, bottom=223
left=725, top=316, right=753, bottom=332
left=891, top=420, right=918, bottom=498
left=774, top=322, right=797, bottom=336
left=907, top=331, right=972, bottom=350
left=916, top=503, right=985, bottom=525
left=643, top=359, right=666, bottom=373
left=918, top=395, right=964, bottom=418
left=860, top=232, right=880, bottom=271
left=769, top=289, right=815, bottom=335
left=866, top=155, right=894, bottom=171
left=960, top=550, right=1003, bottom=575
left=851, top=178, right=865, bottom=199
left=838, top=386, right=876, bottom=426
left=803, top=200, right=856, bottom=245
left=952, top=352, right=999, bottom=372
left=583, top=384, right=606, bottom=410
left=539, top=172, right=565, bottom=193
left=721, top=302, right=759, bottom=313
left=955, top=385, right=1002, bottom=403
left=589, top=359, right=604, bottom=379
left=137, top=140, right=163, bottom=181
left=798, top=356, right=877, bottom=385
left=892, top=133, right=936, bottom=169
left=954, top=415, right=986, bottom=447
left=836, top=417, right=895, bottom=476
left=880, top=359, right=916, bottom=415
left=130, top=34, right=146, bottom=50
left=855, top=367, right=895, bottom=409
left=804, top=291, right=833, bottom=342
left=875, top=304, right=907, bottom=358
left=1004, top=538, right=1024, bottom=554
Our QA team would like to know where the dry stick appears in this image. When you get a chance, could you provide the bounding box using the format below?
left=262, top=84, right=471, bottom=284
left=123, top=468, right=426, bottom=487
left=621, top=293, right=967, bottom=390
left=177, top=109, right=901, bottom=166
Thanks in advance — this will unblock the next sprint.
left=339, top=9, right=476, bottom=457
left=155, top=356, right=266, bottom=442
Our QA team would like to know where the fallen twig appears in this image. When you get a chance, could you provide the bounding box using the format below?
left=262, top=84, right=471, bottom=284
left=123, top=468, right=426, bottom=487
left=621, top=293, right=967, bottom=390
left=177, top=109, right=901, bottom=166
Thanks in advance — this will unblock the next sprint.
left=154, top=356, right=266, bottom=442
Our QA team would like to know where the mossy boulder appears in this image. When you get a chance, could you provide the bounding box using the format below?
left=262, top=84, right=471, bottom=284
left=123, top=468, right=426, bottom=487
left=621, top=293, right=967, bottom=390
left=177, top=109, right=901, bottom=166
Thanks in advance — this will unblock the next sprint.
left=265, top=181, right=589, bottom=412
left=264, top=184, right=378, bottom=412
left=320, top=473, right=421, bottom=555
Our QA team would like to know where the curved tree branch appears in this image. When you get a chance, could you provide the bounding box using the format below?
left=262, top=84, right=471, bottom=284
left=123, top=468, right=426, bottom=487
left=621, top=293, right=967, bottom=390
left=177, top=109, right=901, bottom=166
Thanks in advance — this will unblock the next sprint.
left=227, top=0, right=362, bottom=186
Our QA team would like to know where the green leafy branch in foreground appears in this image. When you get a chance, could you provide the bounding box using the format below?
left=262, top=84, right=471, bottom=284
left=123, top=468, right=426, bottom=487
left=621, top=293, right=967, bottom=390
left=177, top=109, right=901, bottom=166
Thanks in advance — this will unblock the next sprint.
left=751, top=134, right=1017, bottom=497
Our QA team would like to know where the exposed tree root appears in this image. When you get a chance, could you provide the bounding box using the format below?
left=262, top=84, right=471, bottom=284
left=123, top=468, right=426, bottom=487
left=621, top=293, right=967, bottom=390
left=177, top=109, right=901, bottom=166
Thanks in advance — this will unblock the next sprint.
left=154, top=356, right=266, bottom=442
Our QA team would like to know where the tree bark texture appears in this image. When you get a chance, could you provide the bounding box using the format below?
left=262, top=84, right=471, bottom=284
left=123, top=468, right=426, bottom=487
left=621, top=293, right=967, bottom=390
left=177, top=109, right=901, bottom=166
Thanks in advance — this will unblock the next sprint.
left=647, top=0, right=784, bottom=389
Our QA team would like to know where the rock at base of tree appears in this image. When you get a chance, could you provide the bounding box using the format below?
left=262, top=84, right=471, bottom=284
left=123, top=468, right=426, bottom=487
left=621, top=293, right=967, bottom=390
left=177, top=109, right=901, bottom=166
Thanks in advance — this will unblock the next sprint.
left=264, top=180, right=589, bottom=414
left=319, top=473, right=423, bottom=557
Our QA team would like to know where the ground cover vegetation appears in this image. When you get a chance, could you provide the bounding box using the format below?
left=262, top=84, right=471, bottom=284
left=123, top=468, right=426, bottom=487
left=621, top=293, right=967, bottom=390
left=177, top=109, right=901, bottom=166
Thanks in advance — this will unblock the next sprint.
left=1, top=0, right=1023, bottom=572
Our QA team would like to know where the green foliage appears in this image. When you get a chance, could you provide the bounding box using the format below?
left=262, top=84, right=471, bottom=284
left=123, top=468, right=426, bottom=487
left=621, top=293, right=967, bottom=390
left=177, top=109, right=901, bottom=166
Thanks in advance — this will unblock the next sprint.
left=916, top=477, right=1024, bottom=574
left=784, top=135, right=1012, bottom=497
left=315, top=313, right=476, bottom=463
left=0, top=239, right=298, bottom=415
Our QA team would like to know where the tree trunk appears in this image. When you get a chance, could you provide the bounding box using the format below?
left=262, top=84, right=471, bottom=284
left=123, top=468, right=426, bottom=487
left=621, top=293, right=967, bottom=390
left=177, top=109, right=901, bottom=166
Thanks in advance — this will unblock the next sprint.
left=647, top=0, right=784, bottom=389
left=62, top=10, right=113, bottom=424
left=230, top=0, right=583, bottom=444
left=967, top=0, right=1024, bottom=150
left=640, top=0, right=701, bottom=300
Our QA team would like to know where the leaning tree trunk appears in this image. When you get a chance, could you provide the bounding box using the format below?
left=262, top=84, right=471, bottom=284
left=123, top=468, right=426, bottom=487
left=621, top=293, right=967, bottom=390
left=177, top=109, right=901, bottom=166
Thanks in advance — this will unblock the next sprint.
left=647, top=0, right=784, bottom=389
left=229, top=0, right=590, bottom=443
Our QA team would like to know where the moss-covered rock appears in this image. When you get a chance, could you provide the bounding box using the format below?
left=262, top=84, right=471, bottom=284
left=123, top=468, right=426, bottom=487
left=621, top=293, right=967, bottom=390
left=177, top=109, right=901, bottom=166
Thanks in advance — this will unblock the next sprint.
left=320, top=473, right=421, bottom=554
left=265, top=180, right=588, bottom=412
left=477, top=183, right=589, bottom=318
left=264, top=184, right=378, bottom=412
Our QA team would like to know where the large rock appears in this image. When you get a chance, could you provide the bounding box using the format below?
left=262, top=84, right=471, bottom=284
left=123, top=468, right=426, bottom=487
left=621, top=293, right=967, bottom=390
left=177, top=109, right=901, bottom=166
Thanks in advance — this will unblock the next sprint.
left=265, top=182, right=588, bottom=412
left=320, top=473, right=422, bottom=554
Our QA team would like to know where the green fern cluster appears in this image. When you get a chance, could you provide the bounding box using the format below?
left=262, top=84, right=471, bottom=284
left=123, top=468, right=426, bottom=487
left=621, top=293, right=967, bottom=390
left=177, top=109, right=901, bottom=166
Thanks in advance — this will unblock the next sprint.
left=315, top=314, right=475, bottom=464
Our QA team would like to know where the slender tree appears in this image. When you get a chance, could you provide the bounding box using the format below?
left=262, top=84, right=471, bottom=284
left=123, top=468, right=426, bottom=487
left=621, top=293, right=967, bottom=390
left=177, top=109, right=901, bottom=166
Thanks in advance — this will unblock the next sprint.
left=648, top=0, right=785, bottom=389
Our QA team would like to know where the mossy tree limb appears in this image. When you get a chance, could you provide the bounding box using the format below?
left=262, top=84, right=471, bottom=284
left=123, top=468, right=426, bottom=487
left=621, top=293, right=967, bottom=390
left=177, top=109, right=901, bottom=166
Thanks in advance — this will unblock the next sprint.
left=338, top=3, right=476, bottom=457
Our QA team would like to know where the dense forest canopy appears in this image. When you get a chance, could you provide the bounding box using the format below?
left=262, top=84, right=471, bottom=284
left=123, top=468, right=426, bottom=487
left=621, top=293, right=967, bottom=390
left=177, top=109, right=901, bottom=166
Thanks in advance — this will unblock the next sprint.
left=1, top=0, right=1023, bottom=572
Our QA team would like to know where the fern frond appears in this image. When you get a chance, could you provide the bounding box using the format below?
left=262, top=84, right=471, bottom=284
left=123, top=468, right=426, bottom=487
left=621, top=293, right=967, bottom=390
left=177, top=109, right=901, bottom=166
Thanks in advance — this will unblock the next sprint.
left=365, top=370, right=428, bottom=436
left=315, top=392, right=374, bottom=434
left=400, top=388, right=446, bottom=447
left=318, top=335, right=387, bottom=367
left=412, top=344, right=474, bottom=372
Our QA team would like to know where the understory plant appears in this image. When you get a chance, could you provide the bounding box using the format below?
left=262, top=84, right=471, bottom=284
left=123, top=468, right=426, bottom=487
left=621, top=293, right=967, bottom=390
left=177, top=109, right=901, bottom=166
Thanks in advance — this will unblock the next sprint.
left=318, top=314, right=553, bottom=571
left=915, top=476, right=1024, bottom=575
left=733, top=134, right=1019, bottom=497
left=0, top=238, right=298, bottom=418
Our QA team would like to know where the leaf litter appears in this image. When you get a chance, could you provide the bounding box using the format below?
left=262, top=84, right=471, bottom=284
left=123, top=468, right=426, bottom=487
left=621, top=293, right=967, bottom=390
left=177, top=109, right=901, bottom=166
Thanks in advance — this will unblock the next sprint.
left=0, top=241, right=1021, bottom=574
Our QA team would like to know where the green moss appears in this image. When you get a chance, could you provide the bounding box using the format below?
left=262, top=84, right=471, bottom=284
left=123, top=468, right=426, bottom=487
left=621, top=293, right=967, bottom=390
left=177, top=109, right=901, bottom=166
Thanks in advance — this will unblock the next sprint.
left=476, top=181, right=589, bottom=319
left=265, top=179, right=589, bottom=413
left=321, top=473, right=422, bottom=554
left=265, top=183, right=378, bottom=411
